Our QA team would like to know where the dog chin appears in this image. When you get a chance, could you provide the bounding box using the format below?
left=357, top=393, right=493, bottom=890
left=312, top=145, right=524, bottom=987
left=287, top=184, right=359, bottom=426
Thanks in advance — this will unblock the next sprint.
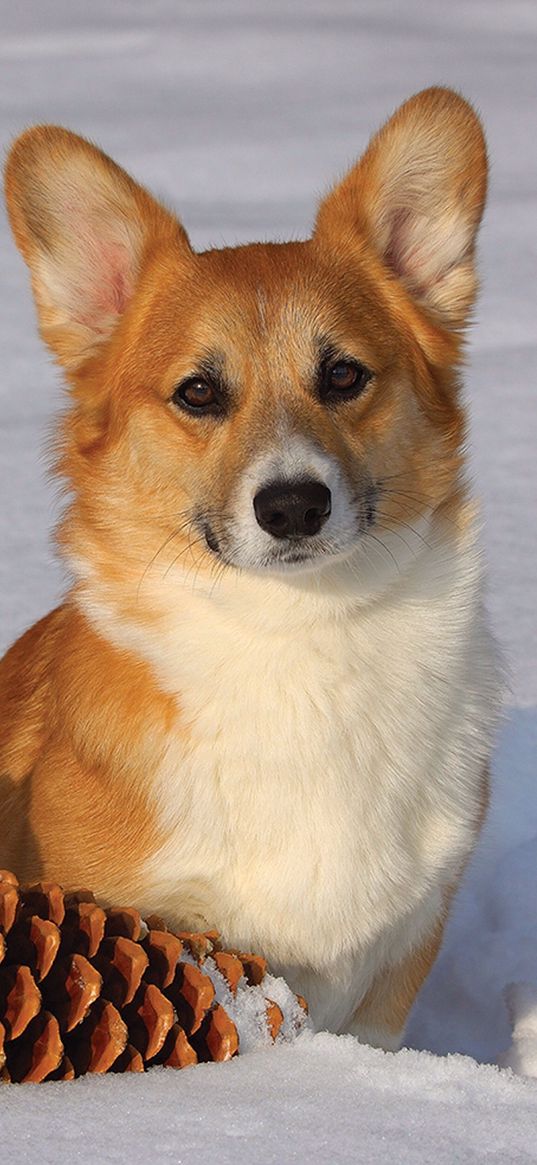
left=251, top=554, right=324, bottom=576
left=230, top=541, right=358, bottom=576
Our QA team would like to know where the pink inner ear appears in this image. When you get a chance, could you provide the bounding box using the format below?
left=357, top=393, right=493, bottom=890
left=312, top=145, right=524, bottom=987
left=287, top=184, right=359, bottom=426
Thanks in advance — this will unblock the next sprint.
left=82, top=238, right=135, bottom=328
left=60, top=195, right=137, bottom=329
left=384, top=207, right=439, bottom=299
left=101, top=242, right=132, bottom=313
left=384, top=207, right=421, bottom=284
left=384, top=208, right=413, bottom=278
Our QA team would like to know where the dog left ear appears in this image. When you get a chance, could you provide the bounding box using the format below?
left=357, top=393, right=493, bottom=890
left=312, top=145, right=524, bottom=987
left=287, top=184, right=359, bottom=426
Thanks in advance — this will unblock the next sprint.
left=5, top=125, right=191, bottom=371
left=314, top=87, right=487, bottom=330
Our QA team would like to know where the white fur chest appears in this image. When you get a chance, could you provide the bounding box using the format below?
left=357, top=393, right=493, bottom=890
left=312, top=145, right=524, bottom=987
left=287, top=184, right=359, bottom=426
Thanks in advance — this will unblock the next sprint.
left=82, top=530, right=500, bottom=1031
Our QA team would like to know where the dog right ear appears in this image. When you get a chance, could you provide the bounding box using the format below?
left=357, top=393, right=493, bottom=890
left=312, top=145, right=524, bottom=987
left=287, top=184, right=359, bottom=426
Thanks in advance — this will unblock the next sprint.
left=314, top=88, right=487, bottom=331
left=5, top=126, right=191, bottom=371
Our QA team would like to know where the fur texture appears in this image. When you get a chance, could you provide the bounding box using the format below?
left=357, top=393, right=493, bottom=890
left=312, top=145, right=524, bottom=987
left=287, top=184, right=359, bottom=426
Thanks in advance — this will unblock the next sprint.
left=0, top=88, right=501, bottom=1047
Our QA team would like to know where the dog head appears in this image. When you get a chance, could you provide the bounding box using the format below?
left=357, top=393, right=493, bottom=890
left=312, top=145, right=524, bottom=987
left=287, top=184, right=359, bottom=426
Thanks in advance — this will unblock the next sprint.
left=5, top=89, right=486, bottom=591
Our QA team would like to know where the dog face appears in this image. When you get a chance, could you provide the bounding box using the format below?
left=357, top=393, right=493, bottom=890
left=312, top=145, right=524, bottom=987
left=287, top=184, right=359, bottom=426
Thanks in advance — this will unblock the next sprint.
left=5, top=88, right=486, bottom=586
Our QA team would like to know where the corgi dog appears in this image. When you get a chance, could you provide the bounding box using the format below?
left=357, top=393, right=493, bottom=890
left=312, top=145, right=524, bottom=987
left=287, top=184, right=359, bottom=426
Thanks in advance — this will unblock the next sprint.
left=1, top=88, right=501, bottom=1050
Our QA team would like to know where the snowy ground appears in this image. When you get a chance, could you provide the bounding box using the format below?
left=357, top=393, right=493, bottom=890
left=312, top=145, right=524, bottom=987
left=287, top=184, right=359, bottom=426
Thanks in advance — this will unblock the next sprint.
left=1, top=0, right=536, bottom=1160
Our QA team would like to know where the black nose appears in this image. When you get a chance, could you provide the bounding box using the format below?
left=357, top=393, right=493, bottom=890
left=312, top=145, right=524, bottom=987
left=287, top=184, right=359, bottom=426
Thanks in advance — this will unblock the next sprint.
left=253, top=479, right=332, bottom=539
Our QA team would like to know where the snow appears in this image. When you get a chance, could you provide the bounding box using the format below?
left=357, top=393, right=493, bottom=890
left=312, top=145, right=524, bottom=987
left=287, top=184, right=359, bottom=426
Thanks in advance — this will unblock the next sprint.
left=0, top=0, right=536, bottom=1159
left=3, top=1035, right=537, bottom=1165
left=182, top=951, right=312, bottom=1054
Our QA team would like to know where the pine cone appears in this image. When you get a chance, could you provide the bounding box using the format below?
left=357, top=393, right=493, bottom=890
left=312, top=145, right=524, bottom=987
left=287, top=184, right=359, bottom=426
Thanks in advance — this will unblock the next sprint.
left=0, top=871, right=309, bottom=1083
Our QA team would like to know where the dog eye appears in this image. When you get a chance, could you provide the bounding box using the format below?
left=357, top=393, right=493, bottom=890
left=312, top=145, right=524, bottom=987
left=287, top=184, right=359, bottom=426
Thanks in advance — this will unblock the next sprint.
left=321, top=360, right=372, bottom=403
left=171, top=377, right=222, bottom=415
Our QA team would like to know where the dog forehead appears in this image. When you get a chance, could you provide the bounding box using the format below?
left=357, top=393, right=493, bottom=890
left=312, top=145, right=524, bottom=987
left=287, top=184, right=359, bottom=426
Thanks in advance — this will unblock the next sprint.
left=188, top=242, right=358, bottom=372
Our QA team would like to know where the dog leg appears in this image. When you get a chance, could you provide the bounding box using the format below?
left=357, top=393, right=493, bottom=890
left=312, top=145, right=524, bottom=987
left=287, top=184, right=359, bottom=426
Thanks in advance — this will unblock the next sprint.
left=346, top=918, right=445, bottom=1051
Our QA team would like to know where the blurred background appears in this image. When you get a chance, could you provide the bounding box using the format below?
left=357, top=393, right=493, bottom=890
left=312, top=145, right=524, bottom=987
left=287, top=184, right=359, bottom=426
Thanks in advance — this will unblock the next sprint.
left=0, top=0, right=535, bottom=1063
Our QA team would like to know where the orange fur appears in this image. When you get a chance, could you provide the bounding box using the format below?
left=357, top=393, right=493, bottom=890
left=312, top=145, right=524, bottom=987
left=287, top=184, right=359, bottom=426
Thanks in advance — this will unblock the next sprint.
left=0, top=606, right=170, bottom=895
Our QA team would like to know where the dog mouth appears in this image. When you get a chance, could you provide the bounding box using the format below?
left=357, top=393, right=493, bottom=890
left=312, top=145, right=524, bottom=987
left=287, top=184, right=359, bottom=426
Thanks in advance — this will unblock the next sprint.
left=201, top=519, right=365, bottom=574
left=202, top=520, right=313, bottom=568
left=256, top=545, right=325, bottom=572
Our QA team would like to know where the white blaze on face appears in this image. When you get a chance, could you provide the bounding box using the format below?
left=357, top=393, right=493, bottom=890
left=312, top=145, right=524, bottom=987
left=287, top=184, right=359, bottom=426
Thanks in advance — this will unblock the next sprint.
left=227, top=426, right=358, bottom=571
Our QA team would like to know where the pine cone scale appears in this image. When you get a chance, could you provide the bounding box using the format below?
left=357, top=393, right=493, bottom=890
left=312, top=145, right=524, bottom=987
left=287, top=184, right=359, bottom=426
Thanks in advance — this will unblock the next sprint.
left=0, top=883, right=19, bottom=934
left=143, top=929, right=183, bottom=989
left=41, top=953, right=103, bottom=1033
left=124, top=982, right=174, bottom=1060
left=1, top=965, right=42, bottom=1040
left=66, top=998, right=128, bottom=1076
left=61, top=902, right=106, bottom=959
left=6, top=1010, right=63, bottom=1083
